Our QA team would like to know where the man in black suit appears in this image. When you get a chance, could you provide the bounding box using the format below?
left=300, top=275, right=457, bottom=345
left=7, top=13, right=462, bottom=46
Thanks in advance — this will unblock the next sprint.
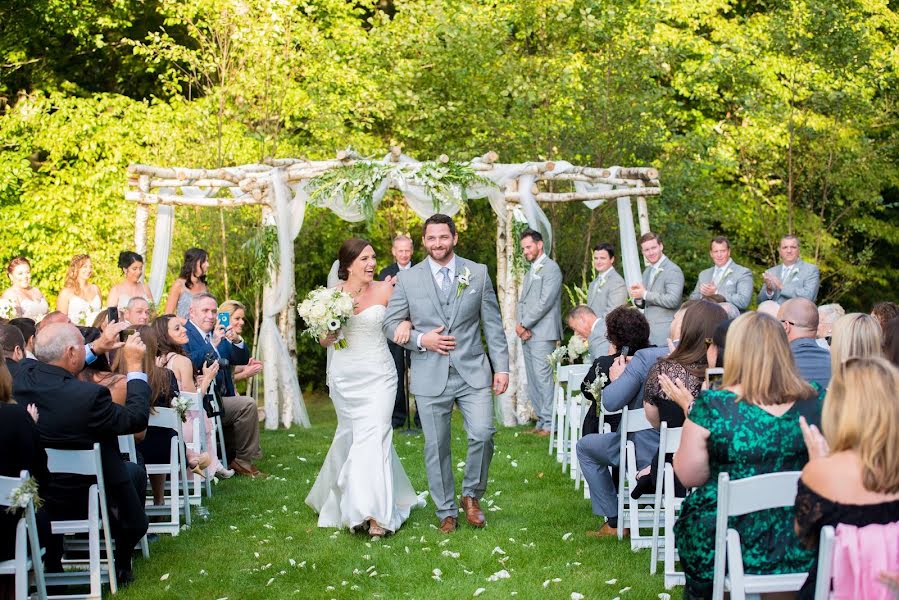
left=378, top=235, right=421, bottom=429
left=13, top=322, right=151, bottom=586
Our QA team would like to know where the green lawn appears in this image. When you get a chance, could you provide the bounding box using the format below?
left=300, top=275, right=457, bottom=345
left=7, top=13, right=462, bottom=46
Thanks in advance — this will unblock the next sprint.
left=120, top=393, right=678, bottom=599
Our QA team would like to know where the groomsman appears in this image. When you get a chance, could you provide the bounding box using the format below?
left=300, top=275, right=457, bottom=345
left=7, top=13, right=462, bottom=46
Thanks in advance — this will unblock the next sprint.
left=586, top=243, right=628, bottom=356
left=378, top=235, right=421, bottom=429
left=516, top=229, right=562, bottom=437
left=689, top=236, right=754, bottom=311
left=758, top=234, right=820, bottom=304
left=629, top=232, right=685, bottom=347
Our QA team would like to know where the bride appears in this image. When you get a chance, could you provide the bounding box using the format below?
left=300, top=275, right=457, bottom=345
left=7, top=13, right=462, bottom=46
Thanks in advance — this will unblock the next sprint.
left=305, top=238, right=422, bottom=537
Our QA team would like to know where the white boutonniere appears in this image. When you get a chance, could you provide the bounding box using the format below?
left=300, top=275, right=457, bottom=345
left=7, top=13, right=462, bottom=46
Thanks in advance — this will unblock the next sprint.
left=598, top=277, right=607, bottom=288
left=723, top=268, right=733, bottom=279
left=456, top=267, right=472, bottom=298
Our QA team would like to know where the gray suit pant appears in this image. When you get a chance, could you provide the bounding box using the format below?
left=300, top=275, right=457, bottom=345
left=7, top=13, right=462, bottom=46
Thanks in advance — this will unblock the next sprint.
left=416, top=366, right=495, bottom=520
left=576, top=429, right=660, bottom=521
left=522, top=340, right=556, bottom=430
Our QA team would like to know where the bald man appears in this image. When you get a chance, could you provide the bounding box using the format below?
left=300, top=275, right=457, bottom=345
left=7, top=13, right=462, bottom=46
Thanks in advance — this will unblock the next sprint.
left=777, top=298, right=831, bottom=388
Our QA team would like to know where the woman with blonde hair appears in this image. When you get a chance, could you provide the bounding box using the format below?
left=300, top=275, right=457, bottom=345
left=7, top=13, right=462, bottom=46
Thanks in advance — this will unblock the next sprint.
left=795, top=357, right=899, bottom=599
left=218, top=300, right=263, bottom=388
left=674, top=311, right=824, bottom=599
left=57, top=254, right=102, bottom=325
left=829, top=313, right=882, bottom=374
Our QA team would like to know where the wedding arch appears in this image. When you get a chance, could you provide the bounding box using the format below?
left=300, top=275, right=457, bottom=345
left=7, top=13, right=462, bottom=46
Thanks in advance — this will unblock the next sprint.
left=126, top=149, right=660, bottom=429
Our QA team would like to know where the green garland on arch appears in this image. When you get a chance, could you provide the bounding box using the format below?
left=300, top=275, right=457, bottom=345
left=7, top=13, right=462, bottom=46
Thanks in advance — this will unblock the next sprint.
left=306, top=159, right=495, bottom=221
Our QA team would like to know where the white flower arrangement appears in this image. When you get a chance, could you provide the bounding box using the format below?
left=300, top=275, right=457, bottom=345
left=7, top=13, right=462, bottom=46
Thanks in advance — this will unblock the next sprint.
left=171, top=394, right=193, bottom=422
left=0, top=298, right=16, bottom=320
left=547, top=345, right=568, bottom=382
left=6, top=477, right=42, bottom=514
left=297, top=287, right=355, bottom=350
left=567, top=334, right=589, bottom=363
left=456, top=267, right=472, bottom=297
left=588, top=372, right=609, bottom=403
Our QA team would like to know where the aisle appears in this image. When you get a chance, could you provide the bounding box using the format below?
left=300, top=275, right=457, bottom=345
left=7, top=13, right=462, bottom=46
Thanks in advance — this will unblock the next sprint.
left=120, top=392, right=675, bottom=599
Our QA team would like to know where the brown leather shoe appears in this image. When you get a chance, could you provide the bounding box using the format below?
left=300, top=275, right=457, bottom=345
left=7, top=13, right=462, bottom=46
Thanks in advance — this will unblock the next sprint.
left=535, top=429, right=551, bottom=438
left=230, top=460, right=265, bottom=478
left=586, top=523, right=630, bottom=538
left=460, top=496, right=486, bottom=528
left=438, top=516, right=457, bottom=534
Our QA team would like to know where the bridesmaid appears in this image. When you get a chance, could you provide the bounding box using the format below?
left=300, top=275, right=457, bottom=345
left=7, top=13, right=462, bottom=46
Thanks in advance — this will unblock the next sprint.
left=56, top=254, right=103, bottom=325
left=1, top=257, right=49, bottom=321
left=107, top=251, right=154, bottom=310
left=164, top=248, right=209, bottom=319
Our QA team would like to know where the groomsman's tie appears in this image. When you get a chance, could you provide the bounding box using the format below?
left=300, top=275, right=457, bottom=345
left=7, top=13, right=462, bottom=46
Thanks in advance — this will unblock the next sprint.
left=440, top=267, right=452, bottom=301
left=713, top=267, right=723, bottom=286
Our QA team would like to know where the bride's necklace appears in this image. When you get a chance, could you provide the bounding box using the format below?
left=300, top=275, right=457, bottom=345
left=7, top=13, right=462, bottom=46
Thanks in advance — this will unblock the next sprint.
left=346, top=282, right=369, bottom=298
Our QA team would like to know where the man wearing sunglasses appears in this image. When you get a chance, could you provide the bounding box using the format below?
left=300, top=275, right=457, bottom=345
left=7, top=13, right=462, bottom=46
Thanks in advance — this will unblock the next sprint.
left=778, top=297, right=831, bottom=388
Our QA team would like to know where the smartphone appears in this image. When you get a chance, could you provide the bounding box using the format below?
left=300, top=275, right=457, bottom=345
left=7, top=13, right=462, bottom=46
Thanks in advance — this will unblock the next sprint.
left=619, top=345, right=630, bottom=360
left=119, top=327, right=136, bottom=343
left=706, top=367, right=724, bottom=390
left=217, top=311, right=231, bottom=329
left=106, top=306, right=119, bottom=324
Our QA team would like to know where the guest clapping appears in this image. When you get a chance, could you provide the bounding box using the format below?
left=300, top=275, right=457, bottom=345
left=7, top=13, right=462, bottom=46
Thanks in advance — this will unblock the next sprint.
left=107, top=251, right=154, bottom=310
left=2, top=257, right=49, bottom=321
left=218, top=300, right=263, bottom=388
left=56, top=254, right=102, bottom=325
left=165, top=248, right=209, bottom=318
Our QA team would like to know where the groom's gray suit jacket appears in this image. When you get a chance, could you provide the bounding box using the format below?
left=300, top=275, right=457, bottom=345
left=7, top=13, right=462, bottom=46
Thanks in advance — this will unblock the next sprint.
left=383, top=256, right=509, bottom=397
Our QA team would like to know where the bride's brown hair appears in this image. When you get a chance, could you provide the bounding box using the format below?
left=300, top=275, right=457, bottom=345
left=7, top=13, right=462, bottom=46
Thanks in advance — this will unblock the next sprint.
left=337, top=238, right=372, bottom=281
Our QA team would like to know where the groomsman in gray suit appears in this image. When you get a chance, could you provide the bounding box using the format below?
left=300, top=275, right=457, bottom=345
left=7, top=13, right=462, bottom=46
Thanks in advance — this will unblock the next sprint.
left=585, top=243, right=628, bottom=356
left=566, top=305, right=605, bottom=363
left=629, top=232, right=685, bottom=347
left=516, top=229, right=563, bottom=437
left=689, top=236, right=754, bottom=311
left=758, top=234, right=820, bottom=304
left=384, top=214, right=509, bottom=533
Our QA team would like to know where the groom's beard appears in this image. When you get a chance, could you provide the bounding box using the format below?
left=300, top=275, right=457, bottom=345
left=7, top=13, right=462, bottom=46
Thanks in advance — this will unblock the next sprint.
left=427, top=246, right=455, bottom=263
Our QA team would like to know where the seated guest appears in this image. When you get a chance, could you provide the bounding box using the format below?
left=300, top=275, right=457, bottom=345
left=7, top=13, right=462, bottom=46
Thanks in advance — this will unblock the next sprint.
left=576, top=304, right=689, bottom=538
left=816, top=303, right=845, bottom=348
left=107, top=251, right=154, bottom=310
left=658, top=318, right=733, bottom=413
left=183, top=294, right=262, bottom=477
left=122, top=296, right=151, bottom=327
left=674, top=311, right=824, bottom=599
left=829, top=313, right=882, bottom=375
left=153, top=315, right=223, bottom=478
left=567, top=305, right=607, bottom=363
left=2, top=257, right=49, bottom=321
left=0, top=359, right=47, bottom=599
left=78, top=327, right=127, bottom=405
left=9, top=317, right=37, bottom=359
left=884, top=318, right=899, bottom=367
left=56, top=254, right=102, bottom=326
left=779, top=297, right=832, bottom=388
left=13, top=323, right=150, bottom=586
left=757, top=300, right=780, bottom=318
left=218, top=300, right=263, bottom=391
left=795, top=357, right=899, bottom=599
left=870, top=301, right=899, bottom=331
left=164, top=248, right=209, bottom=318
left=0, top=323, right=30, bottom=376
left=578, top=306, right=651, bottom=435
left=758, top=234, right=820, bottom=304
left=689, top=236, right=754, bottom=311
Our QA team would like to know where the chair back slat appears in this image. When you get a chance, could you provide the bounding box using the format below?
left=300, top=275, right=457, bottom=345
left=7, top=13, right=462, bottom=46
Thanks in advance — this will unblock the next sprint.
left=723, top=471, right=802, bottom=516
left=623, top=407, right=653, bottom=433
left=149, top=406, right=181, bottom=431
left=567, top=364, right=591, bottom=391
left=46, top=444, right=102, bottom=478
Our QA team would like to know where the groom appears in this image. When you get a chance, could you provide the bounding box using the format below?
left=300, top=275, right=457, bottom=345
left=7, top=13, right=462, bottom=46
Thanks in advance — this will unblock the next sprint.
left=384, top=214, right=509, bottom=533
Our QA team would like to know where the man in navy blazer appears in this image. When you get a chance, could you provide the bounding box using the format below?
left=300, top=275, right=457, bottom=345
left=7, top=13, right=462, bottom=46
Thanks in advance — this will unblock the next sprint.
left=778, top=298, right=831, bottom=388
left=184, top=293, right=263, bottom=477
left=575, top=305, right=687, bottom=538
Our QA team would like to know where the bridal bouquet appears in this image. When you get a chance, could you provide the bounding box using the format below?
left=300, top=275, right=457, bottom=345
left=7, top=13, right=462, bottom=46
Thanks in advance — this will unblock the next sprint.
left=0, top=298, right=15, bottom=320
left=297, top=287, right=355, bottom=350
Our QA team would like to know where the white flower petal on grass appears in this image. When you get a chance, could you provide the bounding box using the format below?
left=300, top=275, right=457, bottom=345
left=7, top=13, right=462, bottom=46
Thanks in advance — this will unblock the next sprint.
left=229, top=525, right=238, bottom=531
left=432, top=568, right=442, bottom=581
left=510, top=461, right=518, bottom=468
left=658, top=594, right=671, bottom=600
left=553, top=578, right=562, bottom=582
left=160, top=573, right=170, bottom=581
left=571, top=594, right=585, bottom=600
left=266, top=578, right=275, bottom=587
left=486, top=570, right=510, bottom=582
left=562, top=532, right=572, bottom=541
left=442, top=550, right=460, bottom=559
left=254, top=552, right=260, bottom=559
left=619, top=587, right=632, bottom=593
left=543, top=580, right=550, bottom=588
left=325, top=586, right=334, bottom=591
left=474, top=588, right=486, bottom=597
left=605, top=578, right=618, bottom=585
left=491, top=546, right=506, bottom=555
left=289, top=559, right=296, bottom=567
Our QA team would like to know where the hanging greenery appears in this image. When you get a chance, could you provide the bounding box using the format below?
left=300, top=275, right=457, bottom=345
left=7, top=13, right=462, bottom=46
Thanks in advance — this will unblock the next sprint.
left=306, top=159, right=495, bottom=221
left=241, top=224, right=280, bottom=286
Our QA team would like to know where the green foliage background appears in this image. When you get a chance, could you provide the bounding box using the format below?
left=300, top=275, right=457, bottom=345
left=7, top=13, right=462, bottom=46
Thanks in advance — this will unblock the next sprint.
left=2, top=0, right=897, bottom=388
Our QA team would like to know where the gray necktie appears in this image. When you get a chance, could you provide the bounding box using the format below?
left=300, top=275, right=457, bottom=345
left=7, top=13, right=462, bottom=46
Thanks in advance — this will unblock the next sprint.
left=439, top=267, right=452, bottom=301
left=713, top=267, right=722, bottom=286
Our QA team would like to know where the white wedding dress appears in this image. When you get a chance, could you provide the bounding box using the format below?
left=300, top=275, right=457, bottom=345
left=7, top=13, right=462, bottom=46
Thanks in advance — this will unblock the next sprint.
left=305, top=304, right=423, bottom=532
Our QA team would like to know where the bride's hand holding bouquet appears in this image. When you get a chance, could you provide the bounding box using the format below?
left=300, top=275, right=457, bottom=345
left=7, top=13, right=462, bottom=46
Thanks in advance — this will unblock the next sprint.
left=298, top=287, right=355, bottom=350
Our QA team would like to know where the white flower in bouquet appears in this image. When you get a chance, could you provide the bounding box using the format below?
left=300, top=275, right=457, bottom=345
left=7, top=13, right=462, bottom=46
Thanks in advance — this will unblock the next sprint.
left=0, top=298, right=15, bottom=320
left=547, top=345, right=568, bottom=382
left=297, top=287, right=355, bottom=349
left=588, top=372, right=609, bottom=403
left=567, top=334, right=589, bottom=363
left=6, top=477, right=42, bottom=513
left=171, top=394, right=193, bottom=422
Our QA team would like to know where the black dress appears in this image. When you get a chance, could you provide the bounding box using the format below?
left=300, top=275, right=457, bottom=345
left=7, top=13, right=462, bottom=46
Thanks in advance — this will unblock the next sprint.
left=579, top=353, right=620, bottom=435
left=794, top=478, right=899, bottom=599
left=135, top=371, right=179, bottom=465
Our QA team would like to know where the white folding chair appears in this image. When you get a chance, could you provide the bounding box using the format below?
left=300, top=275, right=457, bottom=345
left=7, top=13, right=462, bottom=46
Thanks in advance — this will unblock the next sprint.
left=145, top=407, right=192, bottom=534
left=616, top=406, right=654, bottom=542
left=180, top=392, right=213, bottom=503
left=662, top=463, right=687, bottom=588
left=712, top=471, right=806, bottom=600
left=44, top=443, right=117, bottom=596
left=565, top=364, right=591, bottom=482
left=549, top=365, right=572, bottom=461
left=0, top=470, right=47, bottom=600
left=208, top=392, right=228, bottom=469
left=813, top=526, right=835, bottom=600
left=650, top=423, right=683, bottom=573
left=116, top=435, right=149, bottom=559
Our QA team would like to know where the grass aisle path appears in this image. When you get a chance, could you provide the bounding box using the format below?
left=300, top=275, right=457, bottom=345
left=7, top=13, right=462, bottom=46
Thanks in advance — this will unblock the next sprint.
left=122, top=393, right=677, bottom=599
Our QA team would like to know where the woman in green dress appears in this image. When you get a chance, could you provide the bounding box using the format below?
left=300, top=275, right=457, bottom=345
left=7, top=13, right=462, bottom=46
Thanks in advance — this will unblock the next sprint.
left=673, top=311, right=825, bottom=599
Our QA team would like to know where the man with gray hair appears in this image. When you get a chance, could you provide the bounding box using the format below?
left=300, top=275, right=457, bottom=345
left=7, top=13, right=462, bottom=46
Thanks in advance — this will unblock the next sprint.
left=759, top=235, right=820, bottom=303
left=566, top=305, right=606, bottom=362
left=122, top=296, right=151, bottom=327
left=13, top=323, right=151, bottom=585
left=778, top=298, right=831, bottom=388
left=757, top=300, right=781, bottom=318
